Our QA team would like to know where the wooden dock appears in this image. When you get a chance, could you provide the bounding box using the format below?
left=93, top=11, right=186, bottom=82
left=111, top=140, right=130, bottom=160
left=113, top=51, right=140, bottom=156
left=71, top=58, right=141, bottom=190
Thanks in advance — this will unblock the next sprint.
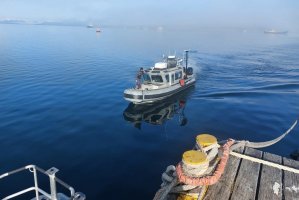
left=203, top=147, right=299, bottom=200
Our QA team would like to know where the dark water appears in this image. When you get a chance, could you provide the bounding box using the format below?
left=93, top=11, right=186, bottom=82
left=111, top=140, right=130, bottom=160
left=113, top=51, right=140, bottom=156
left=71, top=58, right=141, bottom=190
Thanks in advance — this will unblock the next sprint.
left=0, top=24, right=299, bottom=199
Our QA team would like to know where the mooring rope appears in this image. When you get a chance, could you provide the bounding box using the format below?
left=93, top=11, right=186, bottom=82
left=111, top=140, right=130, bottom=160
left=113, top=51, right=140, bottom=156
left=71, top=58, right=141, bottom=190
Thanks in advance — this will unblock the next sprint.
left=229, top=120, right=297, bottom=150
left=230, top=151, right=299, bottom=174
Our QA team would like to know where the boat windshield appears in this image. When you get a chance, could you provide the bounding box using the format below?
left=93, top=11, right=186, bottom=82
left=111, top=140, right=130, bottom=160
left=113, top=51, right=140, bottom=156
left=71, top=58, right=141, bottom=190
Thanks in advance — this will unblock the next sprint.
left=151, top=75, right=163, bottom=83
left=143, top=73, right=151, bottom=84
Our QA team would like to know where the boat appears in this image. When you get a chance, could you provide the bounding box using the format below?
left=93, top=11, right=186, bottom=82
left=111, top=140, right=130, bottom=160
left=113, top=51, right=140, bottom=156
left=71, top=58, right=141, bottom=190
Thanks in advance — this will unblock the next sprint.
left=86, top=24, right=93, bottom=28
left=96, top=27, right=101, bottom=32
left=0, top=164, right=85, bottom=200
left=264, top=29, right=288, bottom=34
left=123, top=50, right=196, bottom=104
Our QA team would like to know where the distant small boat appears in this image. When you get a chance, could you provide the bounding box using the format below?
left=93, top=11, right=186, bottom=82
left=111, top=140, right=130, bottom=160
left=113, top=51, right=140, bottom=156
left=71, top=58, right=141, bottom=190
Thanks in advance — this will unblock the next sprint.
left=264, top=29, right=288, bottom=34
left=96, top=28, right=101, bottom=32
left=87, top=24, right=93, bottom=28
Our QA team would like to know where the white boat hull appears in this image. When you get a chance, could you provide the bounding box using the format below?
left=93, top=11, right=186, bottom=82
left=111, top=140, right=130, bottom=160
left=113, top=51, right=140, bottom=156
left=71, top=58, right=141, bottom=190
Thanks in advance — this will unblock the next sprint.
left=124, top=77, right=196, bottom=104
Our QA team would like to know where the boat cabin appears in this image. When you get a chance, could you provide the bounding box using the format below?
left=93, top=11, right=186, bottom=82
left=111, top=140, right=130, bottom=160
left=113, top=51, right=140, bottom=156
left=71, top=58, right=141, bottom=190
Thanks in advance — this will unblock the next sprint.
left=141, top=56, right=185, bottom=89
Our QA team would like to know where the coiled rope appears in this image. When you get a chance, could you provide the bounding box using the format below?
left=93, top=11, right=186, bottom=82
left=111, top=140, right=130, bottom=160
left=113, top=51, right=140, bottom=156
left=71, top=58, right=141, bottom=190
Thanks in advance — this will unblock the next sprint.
left=176, top=139, right=234, bottom=186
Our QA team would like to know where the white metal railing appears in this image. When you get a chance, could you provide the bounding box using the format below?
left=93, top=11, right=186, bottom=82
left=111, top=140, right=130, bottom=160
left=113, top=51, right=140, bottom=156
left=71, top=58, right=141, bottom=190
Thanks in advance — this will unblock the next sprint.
left=0, top=165, right=85, bottom=200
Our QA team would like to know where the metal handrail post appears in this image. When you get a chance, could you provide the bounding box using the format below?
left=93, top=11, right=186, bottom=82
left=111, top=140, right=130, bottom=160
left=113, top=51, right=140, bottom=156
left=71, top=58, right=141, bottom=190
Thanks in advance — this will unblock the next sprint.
left=46, top=168, right=59, bottom=200
left=32, top=167, right=40, bottom=200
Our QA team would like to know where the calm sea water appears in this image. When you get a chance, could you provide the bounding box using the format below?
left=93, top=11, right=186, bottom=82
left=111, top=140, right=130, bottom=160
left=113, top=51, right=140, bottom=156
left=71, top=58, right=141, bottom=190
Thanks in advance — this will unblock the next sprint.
left=0, top=24, right=299, bottom=199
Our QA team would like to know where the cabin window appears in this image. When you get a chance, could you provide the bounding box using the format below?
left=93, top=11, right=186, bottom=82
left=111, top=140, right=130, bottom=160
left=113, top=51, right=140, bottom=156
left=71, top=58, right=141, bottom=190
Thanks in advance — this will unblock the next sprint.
left=165, top=74, right=169, bottom=82
left=143, top=73, right=151, bottom=83
left=151, top=75, right=163, bottom=83
left=175, top=71, right=182, bottom=80
left=171, top=74, right=175, bottom=83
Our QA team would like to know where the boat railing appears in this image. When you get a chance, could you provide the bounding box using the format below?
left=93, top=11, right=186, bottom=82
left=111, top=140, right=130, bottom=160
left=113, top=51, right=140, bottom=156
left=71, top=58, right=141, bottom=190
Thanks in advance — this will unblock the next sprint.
left=0, top=164, right=85, bottom=200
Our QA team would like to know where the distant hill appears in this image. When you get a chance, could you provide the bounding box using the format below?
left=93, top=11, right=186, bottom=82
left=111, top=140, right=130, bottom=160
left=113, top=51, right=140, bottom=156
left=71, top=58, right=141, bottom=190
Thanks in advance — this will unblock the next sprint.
left=0, top=19, right=26, bottom=24
left=0, top=19, right=86, bottom=27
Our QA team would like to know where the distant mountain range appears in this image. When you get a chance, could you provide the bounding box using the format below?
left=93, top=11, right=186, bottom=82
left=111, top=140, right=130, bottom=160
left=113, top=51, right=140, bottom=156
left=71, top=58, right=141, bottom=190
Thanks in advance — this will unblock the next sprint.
left=0, top=19, right=87, bottom=26
left=1, top=19, right=294, bottom=33
left=0, top=19, right=26, bottom=24
left=0, top=19, right=164, bottom=30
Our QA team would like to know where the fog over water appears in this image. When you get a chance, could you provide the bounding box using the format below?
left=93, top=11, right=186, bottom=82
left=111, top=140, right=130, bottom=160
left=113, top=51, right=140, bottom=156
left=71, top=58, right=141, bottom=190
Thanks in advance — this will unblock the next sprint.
left=0, top=0, right=298, bottom=31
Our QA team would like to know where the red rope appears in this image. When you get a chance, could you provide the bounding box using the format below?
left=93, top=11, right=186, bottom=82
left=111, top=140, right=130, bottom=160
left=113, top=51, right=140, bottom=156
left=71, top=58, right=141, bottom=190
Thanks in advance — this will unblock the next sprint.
left=176, top=139, right=235, bottom=186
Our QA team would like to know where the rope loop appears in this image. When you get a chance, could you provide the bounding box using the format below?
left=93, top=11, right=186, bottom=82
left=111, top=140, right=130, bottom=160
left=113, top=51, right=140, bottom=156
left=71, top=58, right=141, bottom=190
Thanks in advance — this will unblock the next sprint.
left=176, top=139, right=235, bottom=186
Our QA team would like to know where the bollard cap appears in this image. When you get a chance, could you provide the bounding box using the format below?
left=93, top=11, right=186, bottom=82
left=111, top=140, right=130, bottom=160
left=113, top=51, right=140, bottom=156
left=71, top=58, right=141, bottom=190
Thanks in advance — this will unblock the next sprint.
left=196, top=134, right=217, bottom=147
left=177, top=193, right=198, bottom=200
left=182, top=150, right=208, bottom=166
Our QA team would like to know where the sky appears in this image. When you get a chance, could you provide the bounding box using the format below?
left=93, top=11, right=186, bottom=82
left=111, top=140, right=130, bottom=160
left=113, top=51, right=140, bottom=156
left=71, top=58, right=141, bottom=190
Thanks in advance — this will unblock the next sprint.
left=0, top=0, right=298, bottom=29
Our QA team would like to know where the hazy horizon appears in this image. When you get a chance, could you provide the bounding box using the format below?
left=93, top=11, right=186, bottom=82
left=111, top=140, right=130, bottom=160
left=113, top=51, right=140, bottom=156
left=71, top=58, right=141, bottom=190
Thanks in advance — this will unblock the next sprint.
left=0, top=0, right=298, bottom=31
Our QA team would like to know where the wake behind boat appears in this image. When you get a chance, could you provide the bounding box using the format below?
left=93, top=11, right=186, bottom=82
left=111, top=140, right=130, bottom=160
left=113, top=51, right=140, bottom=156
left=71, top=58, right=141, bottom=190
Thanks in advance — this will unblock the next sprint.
left=124, top=50, right=196, bottom=104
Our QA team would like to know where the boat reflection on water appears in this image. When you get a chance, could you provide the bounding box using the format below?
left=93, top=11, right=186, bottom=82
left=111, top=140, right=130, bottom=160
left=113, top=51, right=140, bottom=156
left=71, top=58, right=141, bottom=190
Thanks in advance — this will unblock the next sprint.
left=123, top=87, right=195, bottom=129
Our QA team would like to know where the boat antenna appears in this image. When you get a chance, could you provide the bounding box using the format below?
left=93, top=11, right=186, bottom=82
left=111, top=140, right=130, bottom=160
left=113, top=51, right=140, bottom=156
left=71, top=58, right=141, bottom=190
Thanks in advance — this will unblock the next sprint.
left=184, top=50, right=189, bottom=72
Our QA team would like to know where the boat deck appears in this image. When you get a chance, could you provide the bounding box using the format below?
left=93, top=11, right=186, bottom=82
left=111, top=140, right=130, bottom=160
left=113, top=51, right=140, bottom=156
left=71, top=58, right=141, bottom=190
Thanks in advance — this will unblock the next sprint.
left=203, top=147, right=299, bottom=200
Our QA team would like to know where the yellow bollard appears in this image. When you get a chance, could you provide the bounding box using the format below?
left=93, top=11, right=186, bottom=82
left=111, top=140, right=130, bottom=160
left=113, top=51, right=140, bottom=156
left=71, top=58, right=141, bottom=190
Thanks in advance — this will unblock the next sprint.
left=181, top=150, right=209, bottom=177
left=196, top=134, right=217, bottom=148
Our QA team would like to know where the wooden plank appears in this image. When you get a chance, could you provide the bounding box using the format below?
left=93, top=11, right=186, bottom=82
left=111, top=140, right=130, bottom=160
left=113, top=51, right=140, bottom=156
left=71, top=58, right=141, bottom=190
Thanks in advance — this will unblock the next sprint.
left=203, top=147, right=244, bottom=200
left=230, top=147, right=262, bottom=200
left=257, top=152, right=282, bottom=200
left=283, top=157, right=299, bottom=200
